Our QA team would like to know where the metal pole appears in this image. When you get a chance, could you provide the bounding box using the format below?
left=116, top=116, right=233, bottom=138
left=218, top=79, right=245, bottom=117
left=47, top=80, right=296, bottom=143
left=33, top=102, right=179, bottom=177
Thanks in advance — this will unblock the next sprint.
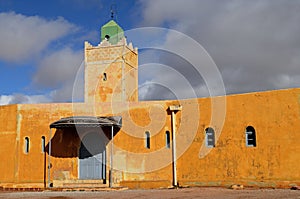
left=171, top=111, right=178, bottom=187
left=109, top=125, right=114, bottom=188
left=48, top=128, right=52, bottom=188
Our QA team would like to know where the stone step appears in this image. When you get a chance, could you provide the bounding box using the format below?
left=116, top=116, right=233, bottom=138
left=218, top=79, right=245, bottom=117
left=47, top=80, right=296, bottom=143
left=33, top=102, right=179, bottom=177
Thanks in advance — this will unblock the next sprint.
left=62, top=183, right=108, bottom=188
left=58, top=186, right=128, bottom=192
left=53, top=179, right=108, bottom=188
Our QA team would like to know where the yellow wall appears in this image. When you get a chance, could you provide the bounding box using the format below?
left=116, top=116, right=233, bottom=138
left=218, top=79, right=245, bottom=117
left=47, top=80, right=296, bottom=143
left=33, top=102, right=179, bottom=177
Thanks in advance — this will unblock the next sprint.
left=0, top=105, right=18, bottom=183
left=15, top=103, right=73, bottom=186
left=176, top=88, right=300, bottom=188
left=0, top=88, right=299, bottom=189
left=111, top=89, right=300, bottom=188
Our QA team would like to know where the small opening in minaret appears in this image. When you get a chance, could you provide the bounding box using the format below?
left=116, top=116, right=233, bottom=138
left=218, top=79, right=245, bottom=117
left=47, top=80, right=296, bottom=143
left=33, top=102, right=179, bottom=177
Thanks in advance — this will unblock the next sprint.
left=105, top=35, right=110, bottom=40
left=103, top=73, right=107, bottom=81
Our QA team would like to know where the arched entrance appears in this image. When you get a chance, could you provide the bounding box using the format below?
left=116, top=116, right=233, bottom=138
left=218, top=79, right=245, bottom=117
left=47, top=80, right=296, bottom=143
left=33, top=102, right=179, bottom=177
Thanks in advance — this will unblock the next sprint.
left=79, top=131, right=106, bottom=180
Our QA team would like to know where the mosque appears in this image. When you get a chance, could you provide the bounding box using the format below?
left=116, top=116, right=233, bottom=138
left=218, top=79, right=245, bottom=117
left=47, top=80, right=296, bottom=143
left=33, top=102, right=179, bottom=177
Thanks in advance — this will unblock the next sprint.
left=0, top=19, right=299, bottom=189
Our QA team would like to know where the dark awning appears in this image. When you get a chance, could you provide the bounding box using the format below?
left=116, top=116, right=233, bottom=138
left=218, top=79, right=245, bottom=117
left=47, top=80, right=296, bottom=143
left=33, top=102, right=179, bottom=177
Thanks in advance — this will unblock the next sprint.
left=49, top=116, right=122, bottom=129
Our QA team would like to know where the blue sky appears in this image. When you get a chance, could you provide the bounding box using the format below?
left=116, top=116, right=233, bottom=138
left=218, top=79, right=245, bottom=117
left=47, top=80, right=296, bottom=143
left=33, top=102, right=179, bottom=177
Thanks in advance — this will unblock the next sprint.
left=0, top=0, right=300, bottom=104
left=0, top=0, right=141, bottom=103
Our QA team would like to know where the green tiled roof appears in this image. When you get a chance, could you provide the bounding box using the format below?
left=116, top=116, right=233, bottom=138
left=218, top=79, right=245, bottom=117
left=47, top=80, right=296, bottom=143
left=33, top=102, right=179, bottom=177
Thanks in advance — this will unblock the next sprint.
left=101, top=20, right=124, bottom=45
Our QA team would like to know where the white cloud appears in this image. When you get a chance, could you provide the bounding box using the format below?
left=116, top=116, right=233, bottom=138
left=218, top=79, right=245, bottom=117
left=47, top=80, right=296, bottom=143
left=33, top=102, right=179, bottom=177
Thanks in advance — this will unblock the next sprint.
left=33, top=47, right=84, bottom=102
left=138, top=0, right=300, bottom=98
left=0, top=12, right=93, bottom=104
left=33, top=48, right=83, bottom=88
left=0, top=94, right=51, bottom=105
left=0, top=95, right=13, bottom=105
left=0, top=12, right=77, bottom=62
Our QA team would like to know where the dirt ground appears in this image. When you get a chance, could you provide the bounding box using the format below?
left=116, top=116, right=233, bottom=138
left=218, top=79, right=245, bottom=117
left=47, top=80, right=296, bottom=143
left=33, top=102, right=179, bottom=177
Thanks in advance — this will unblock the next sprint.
left=0, top=187, right=299, bottom=199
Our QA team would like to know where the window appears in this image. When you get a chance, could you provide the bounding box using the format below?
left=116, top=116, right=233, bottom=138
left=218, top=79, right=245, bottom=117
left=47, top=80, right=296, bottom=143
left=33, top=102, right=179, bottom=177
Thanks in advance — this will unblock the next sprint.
left=41, top=136, right=45, bottom=153
left=205, top=127, right=215, bottom=147
left=145, top=131, right=150, bottom=149
left=246, top=126, right=257, bottom=147
left=24, top=137, right=29, bottom=154
left=103, top=73, right=107, bottom=81
left=166, top=131, right=170, bottom=149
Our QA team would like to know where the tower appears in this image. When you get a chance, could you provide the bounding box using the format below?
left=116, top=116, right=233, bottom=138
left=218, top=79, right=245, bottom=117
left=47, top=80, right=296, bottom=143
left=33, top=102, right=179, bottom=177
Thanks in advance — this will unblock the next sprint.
left=84, top=20, right=138, bottom=104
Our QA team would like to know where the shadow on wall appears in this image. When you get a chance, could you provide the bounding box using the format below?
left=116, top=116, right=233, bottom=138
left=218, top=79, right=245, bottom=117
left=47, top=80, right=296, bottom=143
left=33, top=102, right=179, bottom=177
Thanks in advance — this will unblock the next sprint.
left=45, top=129, right=81, bottom=158
left=45, top=127, right=120, bottom=158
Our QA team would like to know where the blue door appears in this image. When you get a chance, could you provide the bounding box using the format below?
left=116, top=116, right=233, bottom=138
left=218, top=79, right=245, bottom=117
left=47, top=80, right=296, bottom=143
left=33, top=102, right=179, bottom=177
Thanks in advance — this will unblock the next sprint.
left=79, top=132, right=106, bottom=179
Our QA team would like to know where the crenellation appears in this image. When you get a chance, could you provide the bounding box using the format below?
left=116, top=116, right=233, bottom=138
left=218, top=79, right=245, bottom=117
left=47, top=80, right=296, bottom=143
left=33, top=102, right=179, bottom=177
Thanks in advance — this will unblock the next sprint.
left=84, top=41, right=92, bottom=48
left=117, top=37, right=127, bottom=46
left=128, top=42, right=134, bottom=51
left=98, top=39, right=111, bottom=47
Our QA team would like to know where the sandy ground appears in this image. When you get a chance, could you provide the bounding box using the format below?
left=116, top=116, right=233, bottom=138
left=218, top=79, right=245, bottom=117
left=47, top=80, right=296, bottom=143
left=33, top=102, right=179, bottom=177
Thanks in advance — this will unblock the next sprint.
left=0, top=187, right=299, bottom=199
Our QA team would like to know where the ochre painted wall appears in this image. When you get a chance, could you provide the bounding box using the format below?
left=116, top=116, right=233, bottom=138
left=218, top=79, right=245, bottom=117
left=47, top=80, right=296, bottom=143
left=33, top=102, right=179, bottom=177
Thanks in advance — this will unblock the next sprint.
left=16, top=103, right=75, bottom=186
left=110, top=89, right=300, bottom=188
left=0, top=89, right=299, bottom=188
left=176, top=89, right=300, bottom=188
left=0, top=105, right=18, bottom=183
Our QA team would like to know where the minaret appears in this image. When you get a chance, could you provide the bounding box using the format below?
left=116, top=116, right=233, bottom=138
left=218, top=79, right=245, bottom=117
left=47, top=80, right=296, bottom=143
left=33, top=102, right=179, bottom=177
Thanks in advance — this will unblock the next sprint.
left=84, top=19, right=138, bottom=104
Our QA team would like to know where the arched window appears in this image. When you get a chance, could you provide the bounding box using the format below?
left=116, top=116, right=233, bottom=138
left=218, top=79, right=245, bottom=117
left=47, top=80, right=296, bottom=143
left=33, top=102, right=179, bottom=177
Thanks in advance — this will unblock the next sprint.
left=166, top=131, right=170, bottom=149
left=246, top=126, right=257, bottom=147
left=145, top=131, right=150, bottom=149
left=24, top=137, right=30, bottom=154
left=41, top=136, right=45, bottom=153
left=205, top=127, right=215, bottom=147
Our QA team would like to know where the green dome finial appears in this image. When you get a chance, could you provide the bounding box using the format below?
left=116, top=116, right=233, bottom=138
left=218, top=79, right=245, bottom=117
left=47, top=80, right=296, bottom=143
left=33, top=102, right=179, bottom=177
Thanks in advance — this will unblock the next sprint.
left=101, top=19, right=124, bottom=45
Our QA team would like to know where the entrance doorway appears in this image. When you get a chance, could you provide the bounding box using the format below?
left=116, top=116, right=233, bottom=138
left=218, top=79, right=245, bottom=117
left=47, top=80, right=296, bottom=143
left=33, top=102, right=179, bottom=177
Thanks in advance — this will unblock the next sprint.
left=79, top=131, right=106, bottom=180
